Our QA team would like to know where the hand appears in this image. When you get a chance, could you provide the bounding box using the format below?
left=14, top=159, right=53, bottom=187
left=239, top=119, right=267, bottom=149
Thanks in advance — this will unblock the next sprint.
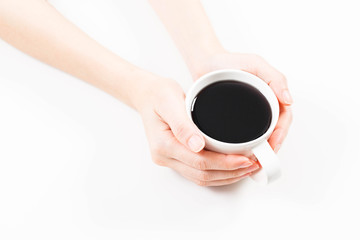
left=136, top=77, right=260, bottom=186
left=191, top=52, right=293, bottom=152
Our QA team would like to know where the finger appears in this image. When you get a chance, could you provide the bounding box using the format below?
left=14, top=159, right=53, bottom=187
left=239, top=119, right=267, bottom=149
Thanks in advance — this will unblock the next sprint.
left=156, top=93, right=205, bottom=153
left=166, top=139, right=254, bottom=170
left=268, top=105, right=293, bottom=152
left=252, top=57, right=293, bottom=106
left=186, top=172, right=252, bottom=187
left=167, top=158, right=259, bottom=182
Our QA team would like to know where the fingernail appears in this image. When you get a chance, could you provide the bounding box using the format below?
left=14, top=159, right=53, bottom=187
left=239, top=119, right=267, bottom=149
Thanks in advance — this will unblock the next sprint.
left=239, top=160, right=253, bottom=168
left=245, top=172, right=252, bottom=177
left=282, top=90, right=293, bottom=105
left=274, top=144, right=282, bottom=153
left=187, top=135, right=205, bottom=152
left=237, top=172, right=252, bottom=179
left=249, top=164, right=260, bottom=171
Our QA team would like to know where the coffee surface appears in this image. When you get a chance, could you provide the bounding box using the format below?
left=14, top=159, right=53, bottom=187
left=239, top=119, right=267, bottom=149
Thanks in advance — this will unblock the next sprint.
left=191, top=80, right=272, bottom=143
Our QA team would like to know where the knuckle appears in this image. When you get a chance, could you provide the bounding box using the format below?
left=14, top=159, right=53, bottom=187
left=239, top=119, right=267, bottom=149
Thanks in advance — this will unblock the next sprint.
left=197, top=171, right=211, bottom=181
left=150, top=141, right=165, bottom=156
left=194, top=157, right=208, bottom=170
left=150, top=137, right=175, bottom=156
left=173, top=122, right=189, bottom=141
left=288, top=109, right=293, bottom=123
left=279, top=73, right=287, bottom=83
left=151, top=155, right=166, bottom=167
left=196, top=180, right=208, bottom=187
left=250, top=53, right=265, bottom=63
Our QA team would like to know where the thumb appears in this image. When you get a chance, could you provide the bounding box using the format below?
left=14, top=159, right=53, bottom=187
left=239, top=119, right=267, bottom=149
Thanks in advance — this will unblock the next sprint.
left=251, top=57, right=293, bottom=105
left=158, top=98, right=205, bottom=153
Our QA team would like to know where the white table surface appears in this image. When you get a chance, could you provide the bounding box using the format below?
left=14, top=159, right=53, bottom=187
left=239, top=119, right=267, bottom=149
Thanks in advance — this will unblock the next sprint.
left=1, top=0, right=359, bottom=239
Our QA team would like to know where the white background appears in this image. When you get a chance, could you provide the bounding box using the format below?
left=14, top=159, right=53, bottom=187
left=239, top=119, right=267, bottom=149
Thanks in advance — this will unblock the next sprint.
left=1, top=0, right=359, bottom=239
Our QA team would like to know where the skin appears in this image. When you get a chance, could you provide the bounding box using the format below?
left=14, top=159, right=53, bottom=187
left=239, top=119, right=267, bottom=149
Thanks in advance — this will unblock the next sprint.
left=0, top=0, right=292, bottom=186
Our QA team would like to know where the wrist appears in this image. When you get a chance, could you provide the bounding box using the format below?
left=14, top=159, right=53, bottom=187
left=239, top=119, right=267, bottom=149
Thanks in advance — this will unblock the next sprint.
left=123, top=70, right=161, bottom=112
left=91, top=57, right=162, bottom=112
left=128, top=72, right=169, bottom=113
left=185, top=45, right=227, bottom=80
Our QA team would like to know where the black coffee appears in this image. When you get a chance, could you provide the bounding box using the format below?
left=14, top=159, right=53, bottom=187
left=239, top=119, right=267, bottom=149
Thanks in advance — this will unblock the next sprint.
left=191, top=80, right=272, bottom=143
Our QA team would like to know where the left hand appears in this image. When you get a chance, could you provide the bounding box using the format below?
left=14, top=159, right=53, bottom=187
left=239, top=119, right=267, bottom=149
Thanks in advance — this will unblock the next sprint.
left=190, top=51, right=293, bottom=153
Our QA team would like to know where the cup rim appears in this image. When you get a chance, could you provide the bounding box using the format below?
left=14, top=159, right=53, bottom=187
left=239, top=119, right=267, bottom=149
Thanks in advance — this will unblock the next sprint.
left=185, top=69, right=279, bottom=151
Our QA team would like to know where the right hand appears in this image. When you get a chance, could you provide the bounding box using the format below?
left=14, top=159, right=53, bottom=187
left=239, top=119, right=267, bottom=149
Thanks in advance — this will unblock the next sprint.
left=135, top=77, right=260, bottom=186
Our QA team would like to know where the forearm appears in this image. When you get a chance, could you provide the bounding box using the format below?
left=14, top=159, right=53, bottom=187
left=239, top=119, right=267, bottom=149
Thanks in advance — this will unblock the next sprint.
left=0, top=0, right=156, bottom=109
left=148, top=0, right=224, bottom=77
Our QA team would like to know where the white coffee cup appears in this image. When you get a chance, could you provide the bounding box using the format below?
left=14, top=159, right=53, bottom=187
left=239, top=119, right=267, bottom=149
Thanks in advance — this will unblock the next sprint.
left=185, top=69, right=281, bottom=184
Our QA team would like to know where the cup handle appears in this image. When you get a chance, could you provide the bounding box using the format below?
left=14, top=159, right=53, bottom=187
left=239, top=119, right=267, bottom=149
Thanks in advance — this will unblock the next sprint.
left=251, top=141, right=281, bottom=184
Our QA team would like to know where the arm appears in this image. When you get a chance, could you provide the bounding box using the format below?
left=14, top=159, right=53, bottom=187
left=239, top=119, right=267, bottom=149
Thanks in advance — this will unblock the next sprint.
left=0, top=0, right=153, bottom=109
left=148, top=0, right=224, bottom=77
left=0, top=0, right=258, bottom=186
left=149, top=0, right=293, bottom=151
